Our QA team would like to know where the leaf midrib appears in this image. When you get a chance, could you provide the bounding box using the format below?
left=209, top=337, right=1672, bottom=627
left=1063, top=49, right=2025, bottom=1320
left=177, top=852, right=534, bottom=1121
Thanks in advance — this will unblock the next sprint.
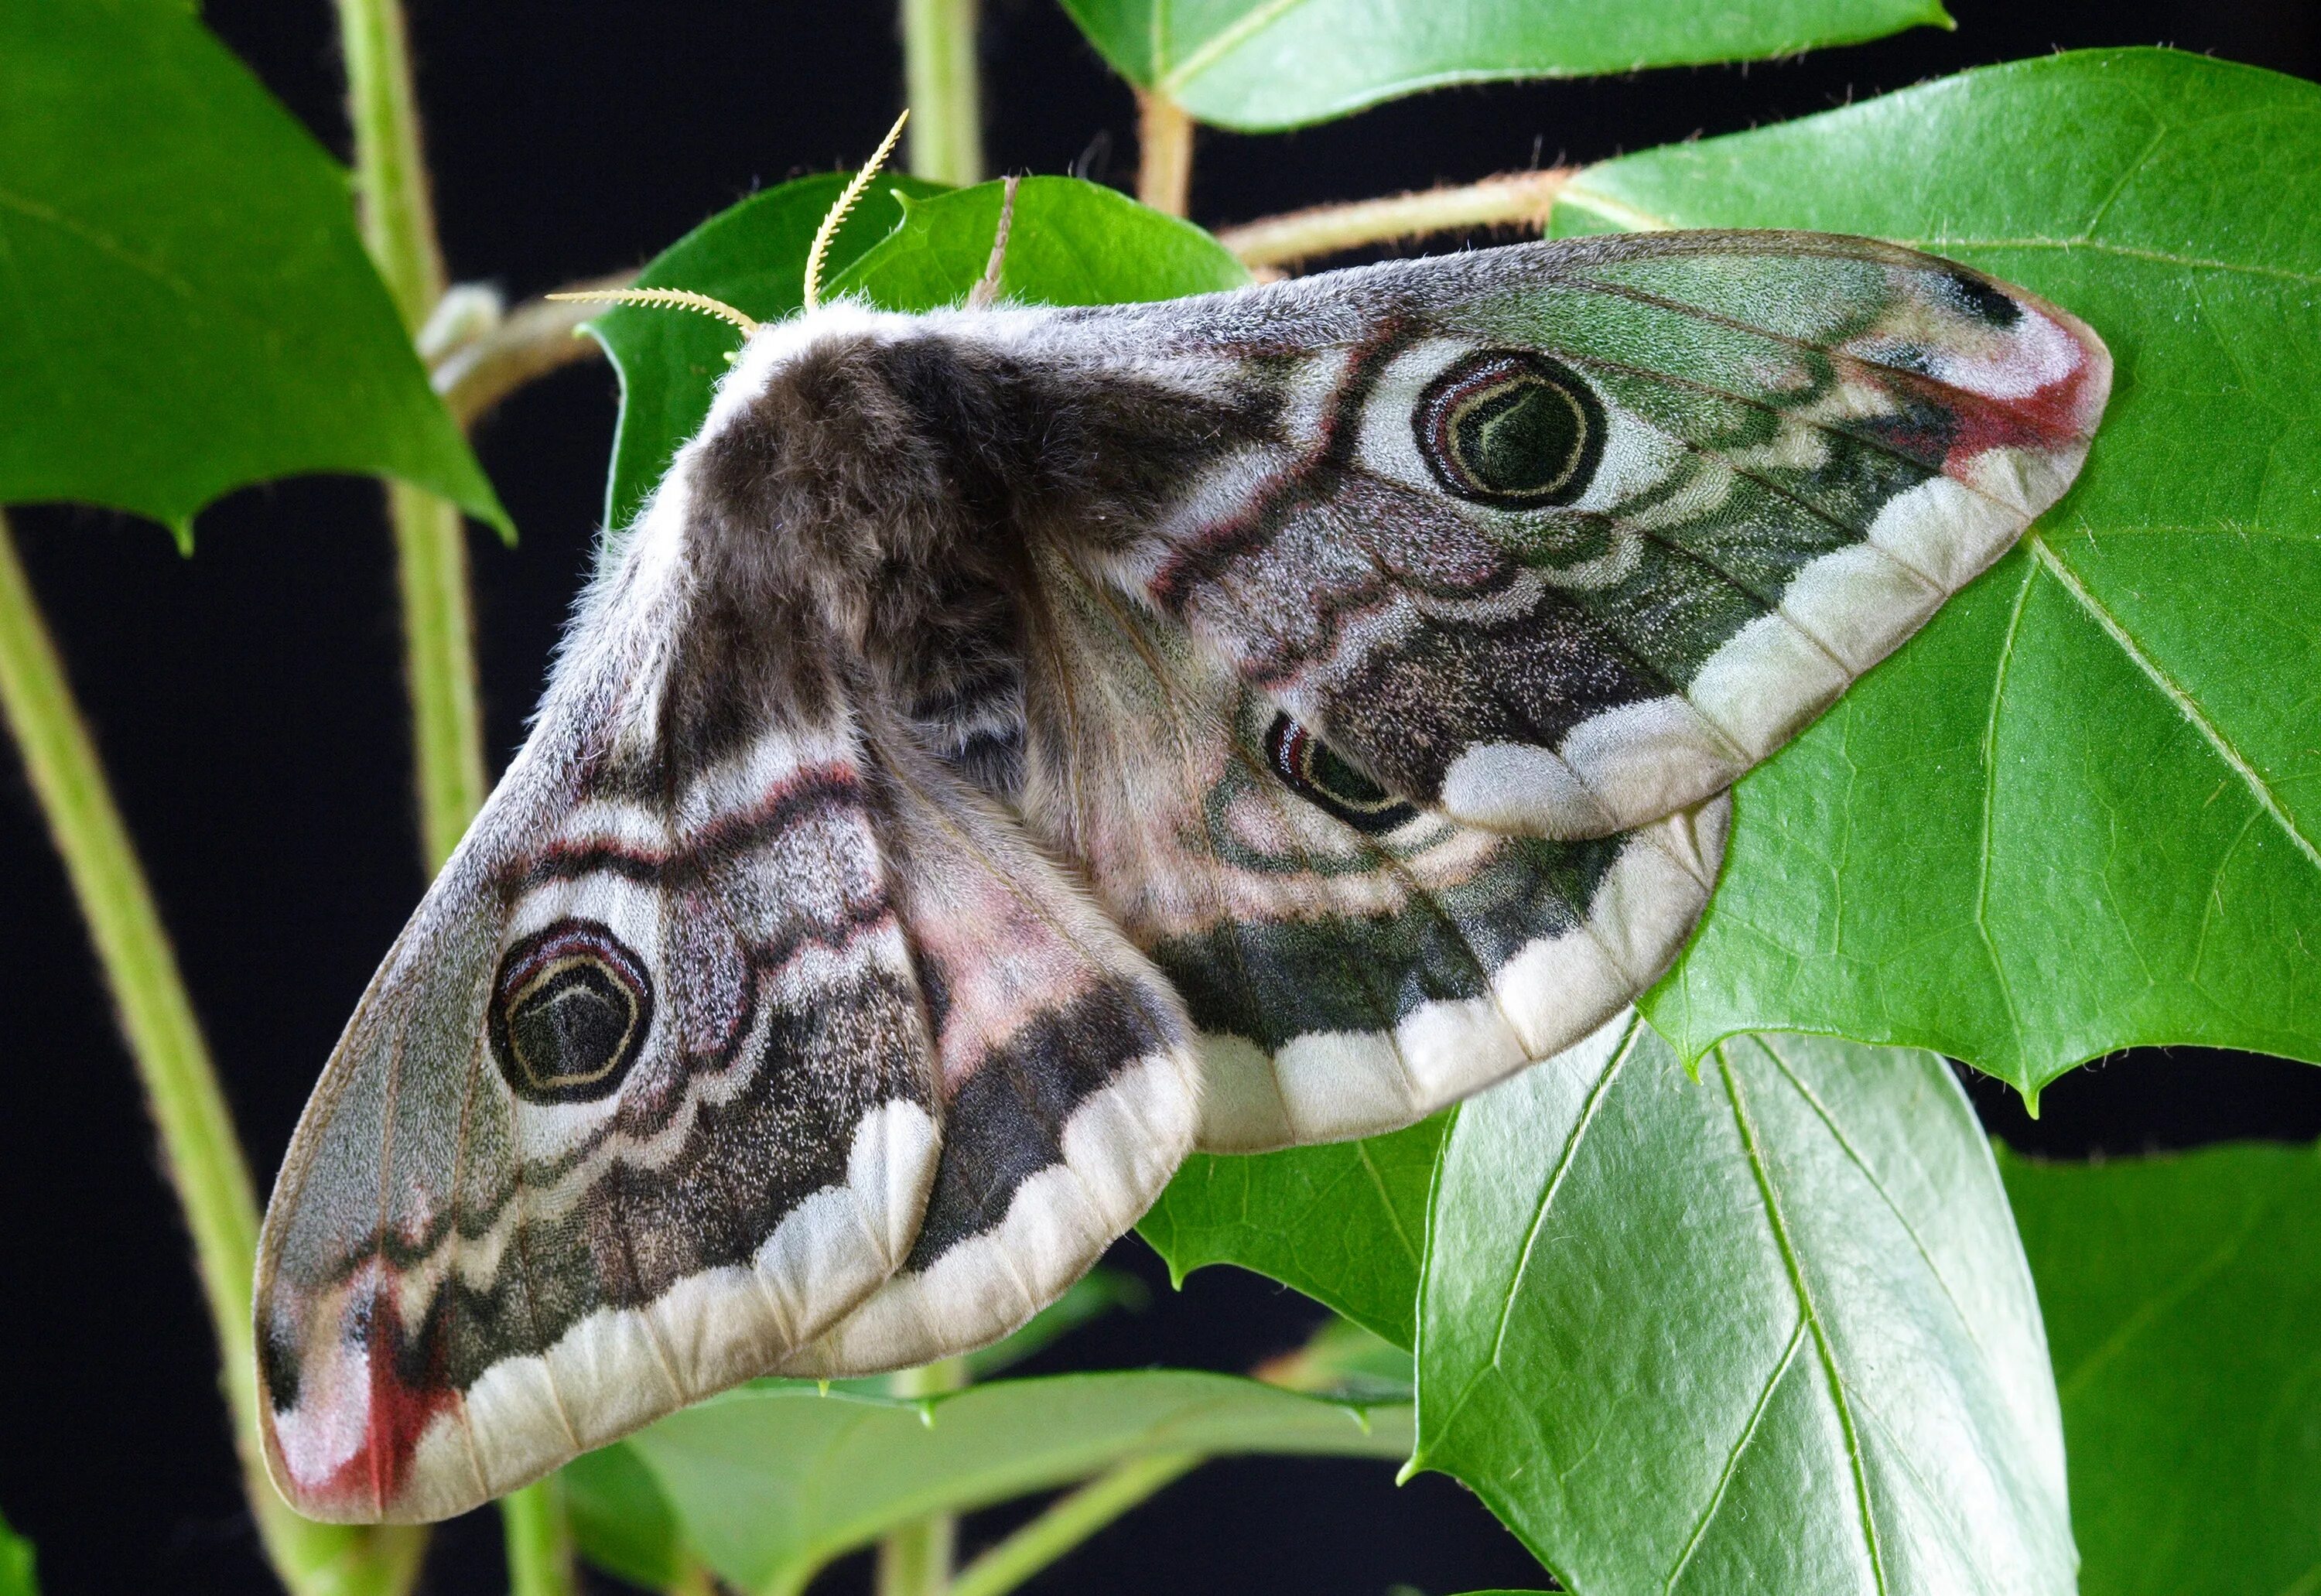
left=2029, top=535, right=2321, bottom=874
left=1718, top=1047, right=1891, bottom=1594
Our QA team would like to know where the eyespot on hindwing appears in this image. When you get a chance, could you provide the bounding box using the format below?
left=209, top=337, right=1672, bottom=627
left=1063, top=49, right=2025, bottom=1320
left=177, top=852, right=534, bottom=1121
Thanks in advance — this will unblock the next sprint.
left=1265, top=713, right=1416, bottom=833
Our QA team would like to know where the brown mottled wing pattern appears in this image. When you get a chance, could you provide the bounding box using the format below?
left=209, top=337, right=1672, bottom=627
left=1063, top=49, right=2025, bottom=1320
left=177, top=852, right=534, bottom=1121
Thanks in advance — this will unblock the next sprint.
left=255, top=445, right=1198, bottom=1520
left=1017, top=547, right=1725, bottom=1151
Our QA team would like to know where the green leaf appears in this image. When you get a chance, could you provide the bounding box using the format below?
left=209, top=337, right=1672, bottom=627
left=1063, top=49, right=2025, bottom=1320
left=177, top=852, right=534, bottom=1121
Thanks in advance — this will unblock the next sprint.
left=624, top=1370, right=1411, bottom=1594
left=827, top=176, right=1252, bottom=310
left=0, top=0, right=503, bottom=542
left=1415, top=1017, right=2072, bottom=1594
left=588, top=171, right=949, bottom=535
left=0, top=1509, right=35, bottom=1596
left=1138, top=1112, right=1446, bottom=1348
left=2002, top=1140, right=2321, bottom=1596
left=562, top=1442, right=683, bottom=1592
left=1547, top=49, right=2321, bottom=1095
left=1055, top=0, right=1950, bottom=131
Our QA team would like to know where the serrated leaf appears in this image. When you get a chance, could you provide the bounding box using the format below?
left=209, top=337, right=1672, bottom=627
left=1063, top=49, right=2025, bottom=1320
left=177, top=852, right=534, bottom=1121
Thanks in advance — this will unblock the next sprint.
left=622, top=1371, right=1410, bottom=1594
left=1544, top=48, right=2321, bottom=1095
left=0, top=0, right=503, bottom=540
left=1415, top=1017, right=2072, bottom=1595
left=588, top=171, right=949, bottom=535
left=1055, top=0, right=1950, bottom=132
left=1139, top=1113, right=1445, bottom=1348
left=826, top=176, right=1252, bottom=309
left=2001, top=1140, right=2321, bottom=1596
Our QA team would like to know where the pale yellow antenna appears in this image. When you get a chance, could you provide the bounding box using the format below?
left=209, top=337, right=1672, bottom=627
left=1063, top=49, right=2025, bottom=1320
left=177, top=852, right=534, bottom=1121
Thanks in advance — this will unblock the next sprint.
left=966, top=176, right=1023, bottom=311
left=545, top=286, right=761, bottom=337
left=803, top=108, right=910, bottom=313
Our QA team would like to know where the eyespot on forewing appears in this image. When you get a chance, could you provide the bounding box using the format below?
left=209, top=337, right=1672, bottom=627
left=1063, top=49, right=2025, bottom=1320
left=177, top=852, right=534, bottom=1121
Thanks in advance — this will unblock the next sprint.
left=1416, top=349, right=1605, bottom=508
left=488, top=920, right=653, bottom=1104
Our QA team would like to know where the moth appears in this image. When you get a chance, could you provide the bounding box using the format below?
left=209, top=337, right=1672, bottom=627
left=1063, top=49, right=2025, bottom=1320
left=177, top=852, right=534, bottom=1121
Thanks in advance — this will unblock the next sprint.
left=255, top=162, right=2109, bottom=1522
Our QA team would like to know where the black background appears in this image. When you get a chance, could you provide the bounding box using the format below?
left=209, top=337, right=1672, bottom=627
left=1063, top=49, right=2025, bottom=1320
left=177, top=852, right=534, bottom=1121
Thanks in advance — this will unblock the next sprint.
left=6, top=1, right=2318, bottom=1591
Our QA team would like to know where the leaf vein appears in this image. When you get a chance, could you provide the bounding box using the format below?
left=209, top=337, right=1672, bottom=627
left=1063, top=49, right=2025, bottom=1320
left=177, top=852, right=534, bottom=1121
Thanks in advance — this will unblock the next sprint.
left=1718, top=1048, right=1890, bottom=1594
left=1748, top=1037, right=1998, bottom=1372
left=1486, top=1016, right=1638, bottom=1370
left=2031, top=537, right=2321, bottom=875
left=1661, top=1314, right=1808, bottom=1594
left=1159, top=0, right=1315, bottom=91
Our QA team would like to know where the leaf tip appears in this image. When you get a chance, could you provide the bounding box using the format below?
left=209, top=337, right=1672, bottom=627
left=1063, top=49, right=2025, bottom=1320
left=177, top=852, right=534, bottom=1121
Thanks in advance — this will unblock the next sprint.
left=166, top=518, right=195, bottom=557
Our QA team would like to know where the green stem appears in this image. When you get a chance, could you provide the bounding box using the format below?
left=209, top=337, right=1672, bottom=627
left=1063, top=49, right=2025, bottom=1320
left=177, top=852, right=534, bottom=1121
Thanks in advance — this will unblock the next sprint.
left=388, top=481, right=487, bottom=870
left=900, top=0, right=984, bottom=186
left=334, top=0, right=443, bottom=324
left=876, top=1358, right=969, bottom=1596
left=501, top=1478, right=576, bottom=1596
left=1215, top=168, right=1578, bottom=269
left=0, top=511, right=426, bottom=1596
left=944, top=1453, right=1202, bottom=1596
left=336, top=0, right=490, bottom=877
left=1135, top=90, right=1194, bottom=217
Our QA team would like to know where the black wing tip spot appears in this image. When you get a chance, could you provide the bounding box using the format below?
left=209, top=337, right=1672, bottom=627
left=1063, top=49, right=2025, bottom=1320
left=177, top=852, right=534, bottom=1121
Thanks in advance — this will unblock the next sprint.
left=1937, top=267, right=2023, bottom=330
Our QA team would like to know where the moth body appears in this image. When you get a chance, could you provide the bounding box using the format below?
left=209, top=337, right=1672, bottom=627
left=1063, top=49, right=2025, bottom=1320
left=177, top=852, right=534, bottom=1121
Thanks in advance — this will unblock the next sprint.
left=256, top=231, right=2108, bottom=1522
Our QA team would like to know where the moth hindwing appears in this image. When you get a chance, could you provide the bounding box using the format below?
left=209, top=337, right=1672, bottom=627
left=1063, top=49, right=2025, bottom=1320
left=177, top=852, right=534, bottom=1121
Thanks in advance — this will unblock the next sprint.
left=256, top=230, right=2107, bottom=1521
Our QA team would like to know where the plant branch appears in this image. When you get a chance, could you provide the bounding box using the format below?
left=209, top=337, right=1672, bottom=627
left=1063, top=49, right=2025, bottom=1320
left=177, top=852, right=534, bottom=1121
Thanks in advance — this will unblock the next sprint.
left=944, top=1452, right=1202, bottom=1596
left=1137, top=90, right=1194, bottom=217
left=435, top=273, right=632, bottom=427
left=422, top=173, right=1582, bottom=439
left=1215, top=168, right=1577, bottom=268
left=0, top=509, right=427, bottom=1596
left=335, top=0, right=493, bottom=878
left=386, top=484, right=487, bottom=870
left=334, top=0, right=443, bottom=323
left=901, top=0, right=984, bottom=186
left=877, top=1358, right=970, bottom=1596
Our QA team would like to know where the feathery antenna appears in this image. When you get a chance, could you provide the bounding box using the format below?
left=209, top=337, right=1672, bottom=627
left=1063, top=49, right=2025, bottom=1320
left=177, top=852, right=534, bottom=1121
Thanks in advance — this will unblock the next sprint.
left=966, top=176, right=1023, bottom=311
left=803, top=108, right=910, bottom=312
left=544, top=286, right=761, bottom=337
